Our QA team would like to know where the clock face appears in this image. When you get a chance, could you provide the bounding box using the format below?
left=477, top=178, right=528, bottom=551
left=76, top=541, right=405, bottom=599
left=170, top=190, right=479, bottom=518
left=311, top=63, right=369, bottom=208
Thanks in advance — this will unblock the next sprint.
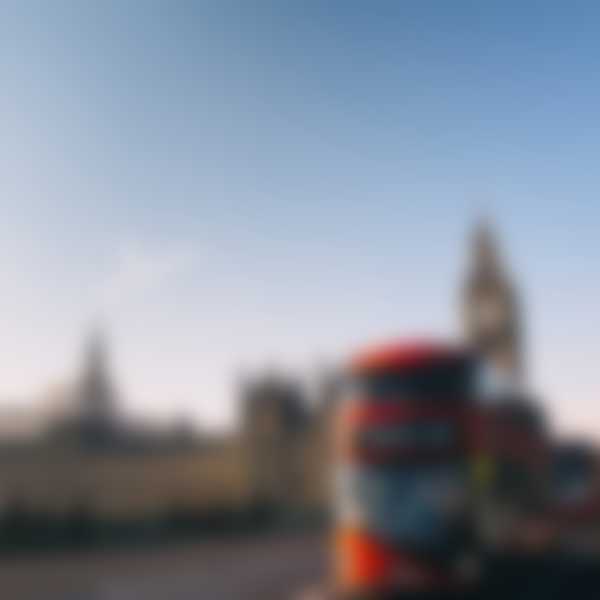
left=475, top=296, right=506, bottom=333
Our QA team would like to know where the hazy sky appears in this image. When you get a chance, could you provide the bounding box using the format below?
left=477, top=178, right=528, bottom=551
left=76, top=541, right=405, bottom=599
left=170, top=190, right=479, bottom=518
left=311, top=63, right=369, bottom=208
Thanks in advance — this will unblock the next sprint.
left=2, top=2, right=599, bottom=436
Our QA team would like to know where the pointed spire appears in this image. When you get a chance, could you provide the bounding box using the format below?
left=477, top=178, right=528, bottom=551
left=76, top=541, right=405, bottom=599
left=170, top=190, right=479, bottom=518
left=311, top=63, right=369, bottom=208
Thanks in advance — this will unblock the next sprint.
left=471, top=218, right=503, bottom=280
left=79, top=326, right=115, bottom=431
left=462, top=219, right=523, bottom=387
left=85, top=327, right=106, bottom=375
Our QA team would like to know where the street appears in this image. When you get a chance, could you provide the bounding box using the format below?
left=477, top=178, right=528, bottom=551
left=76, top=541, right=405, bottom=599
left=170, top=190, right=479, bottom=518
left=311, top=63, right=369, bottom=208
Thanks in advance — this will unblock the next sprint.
left=2, top=533, right=599, bottom=600
left=0, top=533, right=326, bottom=600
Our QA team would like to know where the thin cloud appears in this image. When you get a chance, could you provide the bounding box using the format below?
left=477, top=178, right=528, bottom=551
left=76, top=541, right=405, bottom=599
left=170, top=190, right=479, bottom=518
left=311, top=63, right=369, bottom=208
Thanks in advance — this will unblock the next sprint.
left=97, top=240, right=195, bottom=312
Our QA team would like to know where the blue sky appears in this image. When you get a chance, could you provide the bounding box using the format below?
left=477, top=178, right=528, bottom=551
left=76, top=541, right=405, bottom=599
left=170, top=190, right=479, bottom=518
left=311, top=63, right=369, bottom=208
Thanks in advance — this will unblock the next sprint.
left=2, top=1, right=599, bottom=436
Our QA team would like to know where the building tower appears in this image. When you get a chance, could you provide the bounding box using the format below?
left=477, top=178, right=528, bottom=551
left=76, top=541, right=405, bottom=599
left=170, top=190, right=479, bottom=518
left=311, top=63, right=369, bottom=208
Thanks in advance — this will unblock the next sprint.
left=78, top=329, right=117, bottom=443
left=462, top=221, right=523, bottom=386
left=240, top=371, right=309, bottom=512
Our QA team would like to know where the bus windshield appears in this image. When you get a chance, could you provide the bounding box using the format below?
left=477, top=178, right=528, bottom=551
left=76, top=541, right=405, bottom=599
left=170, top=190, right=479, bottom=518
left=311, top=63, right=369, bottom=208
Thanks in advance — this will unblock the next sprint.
left=336, top=462, right=470, bottom=549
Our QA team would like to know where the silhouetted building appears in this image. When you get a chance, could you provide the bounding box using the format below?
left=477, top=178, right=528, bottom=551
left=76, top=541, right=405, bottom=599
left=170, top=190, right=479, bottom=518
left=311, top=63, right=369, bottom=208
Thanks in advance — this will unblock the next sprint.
left=46, top=330, right=119, bottom=448
left=77, top=330, right=118, bottom=444
left=462, top=221, right=522, bottom=386
left=241, top=372, right=311, bottom=512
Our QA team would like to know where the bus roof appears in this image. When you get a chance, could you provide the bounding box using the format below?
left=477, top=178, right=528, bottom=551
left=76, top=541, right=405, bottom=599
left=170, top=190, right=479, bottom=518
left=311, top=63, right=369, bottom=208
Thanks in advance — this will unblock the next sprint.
left=350, top=339, right=467, bottom=374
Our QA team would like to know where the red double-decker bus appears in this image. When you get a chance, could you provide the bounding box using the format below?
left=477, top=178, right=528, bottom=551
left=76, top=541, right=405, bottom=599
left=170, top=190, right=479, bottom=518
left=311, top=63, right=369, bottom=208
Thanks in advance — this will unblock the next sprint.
left=332, top=339, right=482, bottom=598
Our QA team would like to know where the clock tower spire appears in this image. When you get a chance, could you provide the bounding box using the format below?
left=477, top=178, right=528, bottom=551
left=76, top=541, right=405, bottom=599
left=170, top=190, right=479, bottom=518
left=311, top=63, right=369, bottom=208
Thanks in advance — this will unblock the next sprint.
left=462, top=221, right=522, bottom=384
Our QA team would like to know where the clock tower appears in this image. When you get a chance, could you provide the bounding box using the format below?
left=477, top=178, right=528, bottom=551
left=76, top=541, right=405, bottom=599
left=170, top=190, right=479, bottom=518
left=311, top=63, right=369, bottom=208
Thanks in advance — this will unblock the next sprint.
left=462, top=222, right=522, bottom=384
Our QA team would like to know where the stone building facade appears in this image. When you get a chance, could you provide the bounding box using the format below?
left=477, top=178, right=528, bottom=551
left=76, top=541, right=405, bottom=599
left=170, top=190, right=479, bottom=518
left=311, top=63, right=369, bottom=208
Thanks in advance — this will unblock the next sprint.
left=0, top=221, right=519, bottom=528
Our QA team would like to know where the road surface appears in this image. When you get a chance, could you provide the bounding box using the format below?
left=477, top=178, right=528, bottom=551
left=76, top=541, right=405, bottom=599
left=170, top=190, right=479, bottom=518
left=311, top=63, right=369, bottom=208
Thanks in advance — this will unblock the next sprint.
left=1, top=532, right=327, bottom=600
left=2, top=534, right=599, bottom=599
